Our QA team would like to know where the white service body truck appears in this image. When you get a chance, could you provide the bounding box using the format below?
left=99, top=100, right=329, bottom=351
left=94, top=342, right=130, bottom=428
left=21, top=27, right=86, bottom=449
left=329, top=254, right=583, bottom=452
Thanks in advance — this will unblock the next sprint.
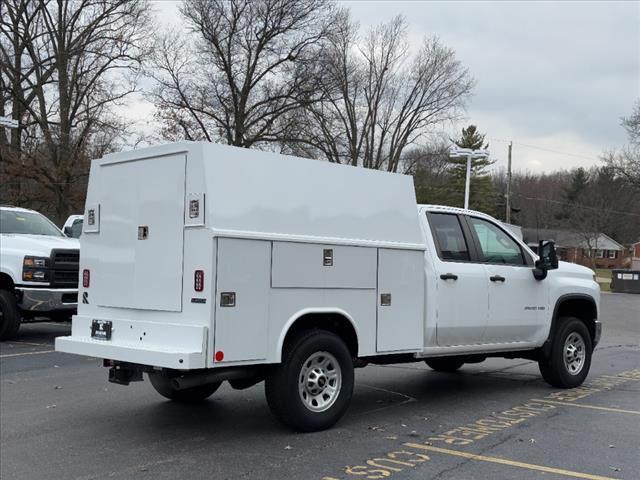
left=0, top=206, right=80, bottom=340
left=56, top=142, right=601, bottom=431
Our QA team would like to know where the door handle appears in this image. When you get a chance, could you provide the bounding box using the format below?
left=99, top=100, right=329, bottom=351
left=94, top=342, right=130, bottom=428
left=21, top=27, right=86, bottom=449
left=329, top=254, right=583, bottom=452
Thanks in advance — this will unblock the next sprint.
left=490, top=275, right=506, bottom=282
left=440, top=273, right=458, bottom=281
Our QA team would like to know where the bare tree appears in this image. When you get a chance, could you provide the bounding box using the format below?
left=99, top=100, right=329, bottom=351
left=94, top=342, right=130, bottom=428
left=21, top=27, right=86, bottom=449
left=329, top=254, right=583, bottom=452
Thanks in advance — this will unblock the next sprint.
left=604, top=101, right=640, bottom=191
left=149, top=0, right=334, bottom=148
left=0, top=0, right=152, bottom=222
left=283, top=13, right=474, bottom=172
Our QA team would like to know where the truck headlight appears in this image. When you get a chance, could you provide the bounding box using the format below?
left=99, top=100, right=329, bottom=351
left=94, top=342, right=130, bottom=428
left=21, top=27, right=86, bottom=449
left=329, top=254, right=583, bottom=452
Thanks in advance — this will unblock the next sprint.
left=23, top=256, right=50, bottom=282
left=24, top=256, right=48, bottom=268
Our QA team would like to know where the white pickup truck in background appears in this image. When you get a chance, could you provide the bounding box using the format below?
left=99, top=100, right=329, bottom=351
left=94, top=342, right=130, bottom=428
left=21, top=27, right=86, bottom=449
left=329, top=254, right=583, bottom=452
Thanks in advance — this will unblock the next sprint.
left=56, top=142, right=601, bottom=432
left=0, top=206, right=80, bottom=340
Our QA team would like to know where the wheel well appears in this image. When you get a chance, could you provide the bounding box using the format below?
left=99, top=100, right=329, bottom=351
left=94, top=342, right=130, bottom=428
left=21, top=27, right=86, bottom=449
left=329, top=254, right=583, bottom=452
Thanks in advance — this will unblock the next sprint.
left=0, top=273, right=15, bottom=291
left=283, top=313, right=358, bottom=358
left=555, top=297, right=597, bottom=343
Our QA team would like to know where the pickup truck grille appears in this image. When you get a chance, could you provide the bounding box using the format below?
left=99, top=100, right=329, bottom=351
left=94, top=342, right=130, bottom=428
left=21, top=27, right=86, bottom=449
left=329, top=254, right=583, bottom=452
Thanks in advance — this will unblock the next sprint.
left=50, top=249, right=80, bottom=288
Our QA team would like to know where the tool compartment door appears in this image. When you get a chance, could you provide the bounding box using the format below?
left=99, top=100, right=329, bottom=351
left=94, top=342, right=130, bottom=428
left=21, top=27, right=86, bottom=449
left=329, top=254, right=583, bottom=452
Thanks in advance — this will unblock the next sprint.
left=214, top=238, right=270, bottom=363
left=376, top=248, right=424, bottom=352
left=96, top=154, right=186, bottom=312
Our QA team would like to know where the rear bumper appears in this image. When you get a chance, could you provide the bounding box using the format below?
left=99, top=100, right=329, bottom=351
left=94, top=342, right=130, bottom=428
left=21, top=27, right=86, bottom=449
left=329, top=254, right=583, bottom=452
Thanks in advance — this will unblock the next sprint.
left=55, top=316, right=207, bottom=370
left=17, top=287, right=78, bottom=312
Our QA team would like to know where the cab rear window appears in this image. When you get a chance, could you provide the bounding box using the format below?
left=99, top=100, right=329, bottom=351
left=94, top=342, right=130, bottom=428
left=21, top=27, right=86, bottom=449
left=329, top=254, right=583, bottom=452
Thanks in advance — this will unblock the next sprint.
left=429, top=213, right=470, bottom=261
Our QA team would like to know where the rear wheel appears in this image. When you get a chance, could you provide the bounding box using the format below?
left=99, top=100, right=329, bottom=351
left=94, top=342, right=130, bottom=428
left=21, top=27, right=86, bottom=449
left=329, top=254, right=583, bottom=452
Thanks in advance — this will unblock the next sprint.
left=147, top=372, right=221, bottom=402
left=265, top=330, right=354, bottom=432
left=425, top=357, right=465, bottom=372
left=539, top=317, right=592, bottom=388
left=0, top=289, right=21, bottom=341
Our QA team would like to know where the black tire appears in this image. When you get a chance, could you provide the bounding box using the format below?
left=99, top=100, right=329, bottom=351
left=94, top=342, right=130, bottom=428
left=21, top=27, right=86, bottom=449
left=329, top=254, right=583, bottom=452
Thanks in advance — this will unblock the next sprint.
left=539, top=317, right=592, bottom=388
left=425, top=357, right=465, bottom=372
left=265, top=330, right=354, bottom=432
left=0, top=289, right=21, bottom=341
left=147, top=372, right=221, bottom=402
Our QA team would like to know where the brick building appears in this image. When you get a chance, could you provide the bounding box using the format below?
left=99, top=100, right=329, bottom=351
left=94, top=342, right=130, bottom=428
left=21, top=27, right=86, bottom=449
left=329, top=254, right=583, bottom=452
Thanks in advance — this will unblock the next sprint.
left=632, top=241, right=640, bottom=270
left=522, top=228, right=625, bottom=269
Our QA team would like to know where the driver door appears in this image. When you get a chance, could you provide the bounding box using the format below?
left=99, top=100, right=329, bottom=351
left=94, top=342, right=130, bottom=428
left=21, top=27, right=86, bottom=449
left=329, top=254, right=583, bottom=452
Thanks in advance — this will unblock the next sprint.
left=464, top=216, right=549, bottom=345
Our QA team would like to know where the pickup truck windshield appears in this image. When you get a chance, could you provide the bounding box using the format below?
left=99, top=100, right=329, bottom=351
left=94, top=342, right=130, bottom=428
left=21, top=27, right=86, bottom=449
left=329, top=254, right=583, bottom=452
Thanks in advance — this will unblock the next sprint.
left=0, top=210, right=64, bottom=237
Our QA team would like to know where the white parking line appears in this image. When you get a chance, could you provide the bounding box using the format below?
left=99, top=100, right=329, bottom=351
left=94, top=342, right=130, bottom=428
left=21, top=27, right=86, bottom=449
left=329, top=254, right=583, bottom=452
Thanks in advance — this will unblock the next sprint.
left=0, top=350, right=55, bottom=358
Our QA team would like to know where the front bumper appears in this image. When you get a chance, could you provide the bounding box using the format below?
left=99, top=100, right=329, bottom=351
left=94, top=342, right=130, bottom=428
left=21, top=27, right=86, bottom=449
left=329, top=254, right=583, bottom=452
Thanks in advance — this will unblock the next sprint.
left=593, top=320, right=602, bottom=347
left=17, top=287, right=78, bottom=312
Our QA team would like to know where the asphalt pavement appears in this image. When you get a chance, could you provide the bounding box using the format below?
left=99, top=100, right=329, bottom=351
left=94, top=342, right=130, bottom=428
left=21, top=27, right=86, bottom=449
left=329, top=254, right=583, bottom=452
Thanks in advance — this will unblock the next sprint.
left=1, top=293, right=639, bottom=480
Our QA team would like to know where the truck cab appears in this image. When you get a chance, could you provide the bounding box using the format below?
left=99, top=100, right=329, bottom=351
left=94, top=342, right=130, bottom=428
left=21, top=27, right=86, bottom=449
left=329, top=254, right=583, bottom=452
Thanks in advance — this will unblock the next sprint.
left=418, top=205, right=600, bottom=357
left=0, top=206, right=80, bottom=340
left=55, top=142, right=601, bottom=432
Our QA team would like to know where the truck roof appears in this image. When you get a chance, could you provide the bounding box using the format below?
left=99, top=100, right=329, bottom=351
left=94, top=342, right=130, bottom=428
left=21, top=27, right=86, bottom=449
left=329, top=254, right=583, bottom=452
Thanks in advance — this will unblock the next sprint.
left=419, top=204, right=495, bottom=220
left=0, top=205, right=39, bottom=214
left=94, top=141, right=426, bottom=250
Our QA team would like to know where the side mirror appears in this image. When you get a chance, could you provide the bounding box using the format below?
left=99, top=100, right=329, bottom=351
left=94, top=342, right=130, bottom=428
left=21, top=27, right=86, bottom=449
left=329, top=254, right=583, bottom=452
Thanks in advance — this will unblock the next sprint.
left=63, top=226, right=73, bottom=237
left=533, top=240, right=559, bottom=280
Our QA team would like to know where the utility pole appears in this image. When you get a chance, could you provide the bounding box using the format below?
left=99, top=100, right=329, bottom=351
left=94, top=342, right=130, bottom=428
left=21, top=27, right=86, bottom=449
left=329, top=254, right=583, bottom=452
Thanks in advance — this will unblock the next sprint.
left=505, top=141, right=513, bottom=223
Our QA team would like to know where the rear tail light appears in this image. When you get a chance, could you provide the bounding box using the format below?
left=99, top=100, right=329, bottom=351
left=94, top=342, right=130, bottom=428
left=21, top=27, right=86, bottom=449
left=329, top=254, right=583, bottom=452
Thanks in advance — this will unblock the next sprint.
left=194, top=270, right=204, bottom=292
left=82, top=269, right=90, bottom=288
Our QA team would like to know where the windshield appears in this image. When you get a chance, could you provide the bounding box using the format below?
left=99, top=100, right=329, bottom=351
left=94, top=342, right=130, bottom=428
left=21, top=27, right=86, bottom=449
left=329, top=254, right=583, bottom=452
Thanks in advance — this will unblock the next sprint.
left=0, top=210, right=64, bottom=237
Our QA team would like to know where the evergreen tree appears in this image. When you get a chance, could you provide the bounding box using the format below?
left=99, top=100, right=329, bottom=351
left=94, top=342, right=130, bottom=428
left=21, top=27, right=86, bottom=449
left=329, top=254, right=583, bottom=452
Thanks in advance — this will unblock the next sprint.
left=556, top=167, right=589, bottom=221
left=447, top=125, right=498, bottom=215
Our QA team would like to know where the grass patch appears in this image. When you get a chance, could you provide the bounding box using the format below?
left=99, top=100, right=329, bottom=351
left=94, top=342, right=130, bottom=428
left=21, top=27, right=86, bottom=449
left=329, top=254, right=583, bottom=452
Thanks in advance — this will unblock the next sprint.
left=595, top=268, right=613, bottom=279
left=598, top=281, right=611, bottom=292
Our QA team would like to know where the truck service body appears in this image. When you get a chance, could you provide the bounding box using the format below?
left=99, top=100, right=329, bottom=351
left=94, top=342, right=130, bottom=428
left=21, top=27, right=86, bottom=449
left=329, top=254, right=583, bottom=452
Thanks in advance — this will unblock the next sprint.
left=56, top=142, right=601, bottom=431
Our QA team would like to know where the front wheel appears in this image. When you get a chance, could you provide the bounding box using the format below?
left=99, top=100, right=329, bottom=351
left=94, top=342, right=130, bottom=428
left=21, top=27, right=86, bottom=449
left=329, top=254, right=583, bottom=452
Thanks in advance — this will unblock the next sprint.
left=147, top=372, right=221, bottom=402
left=0, top=289, right=21, bottom=341
left=539, top=317, right=592, bottom=388
left=265, top=330, right=354, bottom=432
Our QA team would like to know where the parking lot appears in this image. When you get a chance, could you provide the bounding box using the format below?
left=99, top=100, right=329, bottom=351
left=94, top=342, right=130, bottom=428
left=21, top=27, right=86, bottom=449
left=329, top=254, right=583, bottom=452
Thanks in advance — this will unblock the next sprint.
left=1, top=293, right=638, bottom=480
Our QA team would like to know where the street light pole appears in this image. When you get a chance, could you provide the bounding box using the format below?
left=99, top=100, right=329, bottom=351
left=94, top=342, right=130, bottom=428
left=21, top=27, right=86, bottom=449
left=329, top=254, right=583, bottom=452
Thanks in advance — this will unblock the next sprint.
left=464, top=153, right=472, bottom=210
left=1, top=116, right=21, bottom=200
left=449, top=146, right=491, bottom=210
left=0, top=116, right=19, bottom=129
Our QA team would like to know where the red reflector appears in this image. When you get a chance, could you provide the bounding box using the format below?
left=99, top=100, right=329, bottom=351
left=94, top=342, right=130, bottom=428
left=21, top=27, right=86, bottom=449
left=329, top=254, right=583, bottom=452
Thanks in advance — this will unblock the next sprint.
left=215, top=350, right=224, bottom=362
left=82, top=269, right=90, bottom=288
left=194, top=270, right=204, bottom=292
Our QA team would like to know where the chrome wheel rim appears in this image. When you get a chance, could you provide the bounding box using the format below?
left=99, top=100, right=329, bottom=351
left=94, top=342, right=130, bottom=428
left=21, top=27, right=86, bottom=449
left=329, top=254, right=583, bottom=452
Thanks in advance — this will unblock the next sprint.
left=298, top=351, right=342, bottom=412
left=563, top=332, right=586, bottom=375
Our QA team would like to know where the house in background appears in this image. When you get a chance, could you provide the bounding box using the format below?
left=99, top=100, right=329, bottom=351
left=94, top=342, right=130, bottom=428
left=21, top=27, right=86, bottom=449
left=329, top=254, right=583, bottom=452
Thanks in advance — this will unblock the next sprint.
left=522, top=228, right=625, bottom=269
left=632, top=241, right=640, bottom=270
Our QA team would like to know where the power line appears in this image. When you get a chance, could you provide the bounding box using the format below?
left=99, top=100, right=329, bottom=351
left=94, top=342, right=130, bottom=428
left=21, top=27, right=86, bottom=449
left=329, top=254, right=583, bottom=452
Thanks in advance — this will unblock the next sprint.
left=511, top=193, right=640, bottom=218
left=490, top=138, right=600, bottom=163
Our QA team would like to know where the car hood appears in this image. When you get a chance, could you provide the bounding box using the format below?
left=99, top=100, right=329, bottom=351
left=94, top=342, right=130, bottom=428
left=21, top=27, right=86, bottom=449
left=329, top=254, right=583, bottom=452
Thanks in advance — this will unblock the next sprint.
left=0, top=234, right=79, bottom=257
left=557, top=260, right=594, bottom=279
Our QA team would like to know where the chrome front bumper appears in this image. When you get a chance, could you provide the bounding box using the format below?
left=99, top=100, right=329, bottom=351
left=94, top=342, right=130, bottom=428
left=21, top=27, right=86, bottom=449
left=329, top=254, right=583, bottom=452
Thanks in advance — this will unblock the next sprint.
left=17, top=287, right=78, bottom=312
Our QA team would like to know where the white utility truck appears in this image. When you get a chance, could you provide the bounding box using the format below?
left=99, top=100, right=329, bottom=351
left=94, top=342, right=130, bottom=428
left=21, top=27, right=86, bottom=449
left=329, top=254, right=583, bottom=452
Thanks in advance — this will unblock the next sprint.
left=56, top=142, right=601, bottom=432
left=1, top=206, right=80, bottom=339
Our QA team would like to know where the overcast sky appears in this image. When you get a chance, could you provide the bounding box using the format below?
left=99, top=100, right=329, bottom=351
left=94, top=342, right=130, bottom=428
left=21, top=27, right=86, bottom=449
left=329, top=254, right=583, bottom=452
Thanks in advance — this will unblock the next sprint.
left=145, top=0, right=639, bottom=173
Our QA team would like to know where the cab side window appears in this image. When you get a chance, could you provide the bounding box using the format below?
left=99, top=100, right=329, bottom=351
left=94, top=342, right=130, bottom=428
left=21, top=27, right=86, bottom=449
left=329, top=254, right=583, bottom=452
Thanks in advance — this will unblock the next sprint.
left=468, top=217, right=525, bottom=265
left=429, top=213, right=470, bottom=261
